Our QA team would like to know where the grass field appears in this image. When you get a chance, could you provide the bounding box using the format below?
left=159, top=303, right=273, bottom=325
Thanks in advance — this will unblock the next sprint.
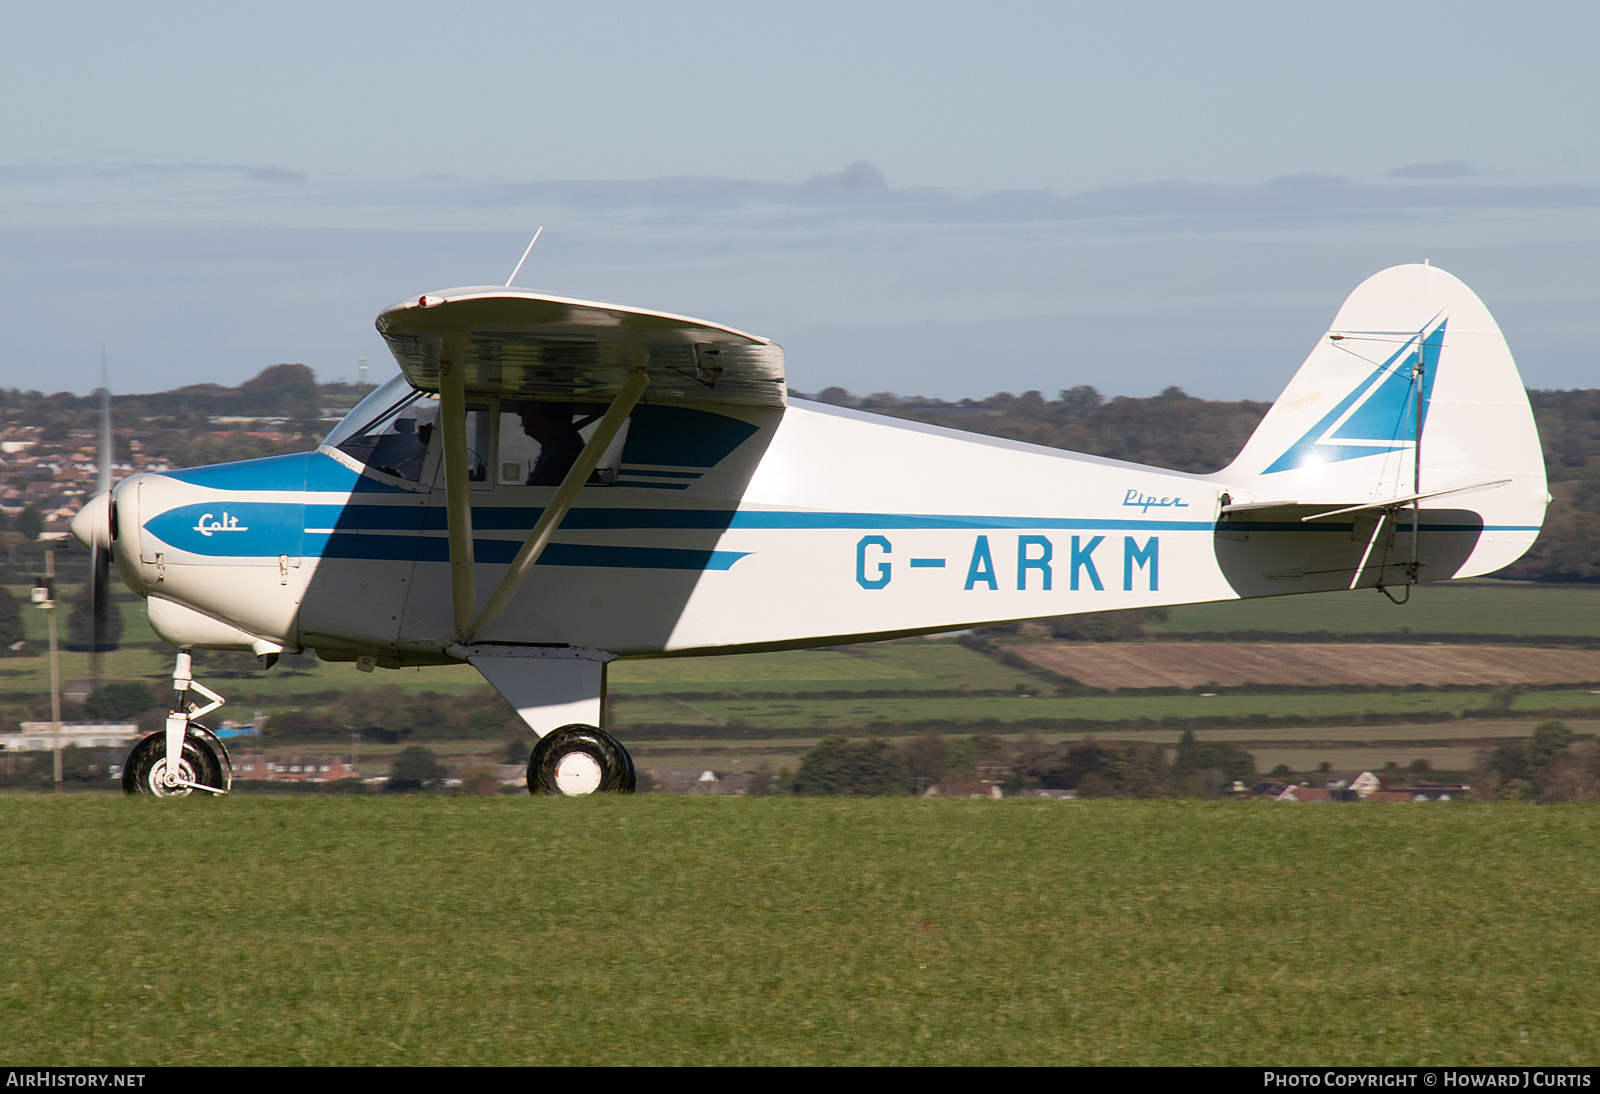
left=1151, top=582, right=1600, bottom=637
left=611, top=687, right=1600, bottom=732
left=10, top=582, right=1600, bottom=785
left=0, top=617, right=1034, bottom=701
left=3, top=797, right=1597, bottom=1065
left=1012, top=642, right=1600, bottom=689
left=610, top=641, right=1033, bottom=694
left=6, top=581, right=1599, bottom=706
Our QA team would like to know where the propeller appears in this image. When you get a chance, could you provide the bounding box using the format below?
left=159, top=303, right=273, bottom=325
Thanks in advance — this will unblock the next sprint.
left=71, top=355, right=116, bottom=699
left=67, top=350, right=120, bottom=717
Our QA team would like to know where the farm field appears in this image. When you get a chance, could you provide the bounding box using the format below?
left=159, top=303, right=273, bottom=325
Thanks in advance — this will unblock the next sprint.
left=0, top=644, right=491, bottom=698
left=1151, top=581, right=1600, bottom=637
left=0, top=625, right=1032, bottom=702
left=10, top=637, right=1600, bottom=749
left=3, top=796, right=1596, bottom=1065
left=1011, top=642, right=1600, bottom=690
left=6, top=581, right=1599, bottom=706
left=611, top=688, right=1547, bottom=732
left=609, top=640, right=1032, bottom=694
left=13, top=577, right=1600, bottom=660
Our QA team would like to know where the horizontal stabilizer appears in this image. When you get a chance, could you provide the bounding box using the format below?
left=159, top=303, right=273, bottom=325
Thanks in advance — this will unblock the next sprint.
left=1221, top=478, right=1511, bottom=522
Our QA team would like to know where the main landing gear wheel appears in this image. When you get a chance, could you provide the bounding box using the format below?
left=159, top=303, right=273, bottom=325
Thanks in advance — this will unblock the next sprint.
left=122, top=731, right=226, bottom=797
left=527, top=724, right=636, bottom=796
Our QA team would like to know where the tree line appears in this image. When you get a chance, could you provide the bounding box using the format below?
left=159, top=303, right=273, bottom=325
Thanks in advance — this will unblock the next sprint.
left=779, top=727, right=1257, bottom=798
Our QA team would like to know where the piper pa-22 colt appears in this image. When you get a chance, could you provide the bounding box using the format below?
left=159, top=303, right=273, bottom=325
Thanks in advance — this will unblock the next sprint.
left=70, top=263, right=1547, bottom=796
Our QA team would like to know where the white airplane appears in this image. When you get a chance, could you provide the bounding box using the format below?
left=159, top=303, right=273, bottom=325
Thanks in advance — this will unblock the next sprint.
left=70, top=262, right=1547, bottom=796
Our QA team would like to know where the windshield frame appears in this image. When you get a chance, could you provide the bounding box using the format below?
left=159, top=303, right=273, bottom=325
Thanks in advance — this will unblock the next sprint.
left=320, top=374, right=419, bottom=450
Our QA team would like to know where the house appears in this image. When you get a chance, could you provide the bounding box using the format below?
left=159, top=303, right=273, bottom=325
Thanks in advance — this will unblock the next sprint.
left=1384, top=782, right=1472, bottom=802
left=924, top=780, right=1004, bottom=799
left=231, top=751, right=360, bottom=782
left=1276, top=785, right=1332, bottom=802
left=2, top=722, right=141, bottom=751
left=1320, top=771, right=1383, bottom=799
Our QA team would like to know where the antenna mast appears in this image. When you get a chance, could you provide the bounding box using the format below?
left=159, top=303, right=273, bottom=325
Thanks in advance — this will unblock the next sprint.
left=505, top=227, right=544, bottom=287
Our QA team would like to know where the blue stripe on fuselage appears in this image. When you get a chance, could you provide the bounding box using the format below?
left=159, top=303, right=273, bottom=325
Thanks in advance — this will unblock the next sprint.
left=146, top=499, right=1535, bottom=557
left=309, top=534, right=746, bottom=570
left=144, top=453, right=1537, bottom=570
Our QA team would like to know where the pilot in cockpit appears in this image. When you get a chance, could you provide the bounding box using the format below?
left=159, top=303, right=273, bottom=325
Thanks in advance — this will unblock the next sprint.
left=516, top=402, right=602, bottom=485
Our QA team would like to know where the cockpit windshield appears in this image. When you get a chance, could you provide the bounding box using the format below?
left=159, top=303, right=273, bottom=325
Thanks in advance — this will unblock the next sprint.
left=322, top=375, right=440, bottom=482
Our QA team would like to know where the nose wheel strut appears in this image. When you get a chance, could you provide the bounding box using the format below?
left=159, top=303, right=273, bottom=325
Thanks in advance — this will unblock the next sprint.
left=124, top=649, right=233, bottom=797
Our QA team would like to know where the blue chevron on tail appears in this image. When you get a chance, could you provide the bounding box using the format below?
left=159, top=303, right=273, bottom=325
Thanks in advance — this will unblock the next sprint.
left=1263, top=319, right=1444, bottom=474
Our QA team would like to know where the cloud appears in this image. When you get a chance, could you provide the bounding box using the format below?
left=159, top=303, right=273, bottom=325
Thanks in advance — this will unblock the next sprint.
left=1387, top=161, right=1481, bottom=180
left=0, top=161, right=309, bottom=187
left=800, top=160, right=890, bottom=196
left=318, top=166, right=1600, bottom=224
left=3, top=160, right=1598, bottom=235
left=241, top=166, right=311, bottom=185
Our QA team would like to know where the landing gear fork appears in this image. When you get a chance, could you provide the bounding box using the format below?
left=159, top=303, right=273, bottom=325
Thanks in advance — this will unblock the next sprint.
left=151, top=649, right=232, bottom=796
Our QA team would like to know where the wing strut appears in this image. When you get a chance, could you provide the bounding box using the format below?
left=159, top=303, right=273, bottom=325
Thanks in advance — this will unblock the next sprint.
left=438, top=361, right=478, bottom=638
left=441, top=363, right=652, bottom=644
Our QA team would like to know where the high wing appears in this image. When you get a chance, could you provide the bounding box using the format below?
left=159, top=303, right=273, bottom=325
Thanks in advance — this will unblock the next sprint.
left=375, top=287, right=786, bottom=408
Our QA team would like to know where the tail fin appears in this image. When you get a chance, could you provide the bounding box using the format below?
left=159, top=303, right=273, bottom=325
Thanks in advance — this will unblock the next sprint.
left=1217, top=264, right=1546, bottom=588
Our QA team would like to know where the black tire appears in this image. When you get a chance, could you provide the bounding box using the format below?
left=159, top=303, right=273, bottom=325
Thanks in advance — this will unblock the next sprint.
left=527, top=724, right=636, bottom=796
left=122, top=731, right=225, bottom=797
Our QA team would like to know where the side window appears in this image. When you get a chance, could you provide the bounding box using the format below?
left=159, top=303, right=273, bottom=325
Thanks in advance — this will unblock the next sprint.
left=334, top=392, right=440, bottom=482
left=497, top=409, right=539, bottom=485
left=499, top=402, right=627, bottom=487
left=463, top=406, right=491, bottom=483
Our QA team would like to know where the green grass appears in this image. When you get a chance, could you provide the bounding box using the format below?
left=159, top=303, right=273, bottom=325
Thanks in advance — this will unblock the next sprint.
left=1515, top=690, right=1600, bottom=712
left=8, top=588, right=159, bottom=646
left=3, top=797, right=1597, bottom=1065
left=1153, top=582, right=1600, bottom=637
left=0, top=645, right=493, bottom=698
left=608, top=641, right=1036, bottom=694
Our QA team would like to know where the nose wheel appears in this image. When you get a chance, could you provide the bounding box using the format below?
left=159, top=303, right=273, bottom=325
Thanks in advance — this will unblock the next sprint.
left=123, top=730, right=228, bottom=797
left=123, top=648, right=234, bottom=797
left=527, top=724, right=635, bottom=795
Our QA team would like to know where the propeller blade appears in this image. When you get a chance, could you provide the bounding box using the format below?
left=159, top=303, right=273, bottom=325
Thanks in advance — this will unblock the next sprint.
left=98, top=347, right=112, bottom=496
left=89, top=353, right=114, bottom=694
left=88, top=542, right=108, bottom=694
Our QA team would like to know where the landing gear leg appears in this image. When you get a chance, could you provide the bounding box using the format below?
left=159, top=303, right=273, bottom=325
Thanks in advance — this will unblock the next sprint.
left=124, top=649, right=232, bottom=797
left=460, top=646, right=634, bottom=796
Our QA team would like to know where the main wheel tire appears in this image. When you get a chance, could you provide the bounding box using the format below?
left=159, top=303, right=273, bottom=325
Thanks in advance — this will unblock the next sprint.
left=527, top=724, right=635, bottom=796
left=122, top=731, right=225, bottom=797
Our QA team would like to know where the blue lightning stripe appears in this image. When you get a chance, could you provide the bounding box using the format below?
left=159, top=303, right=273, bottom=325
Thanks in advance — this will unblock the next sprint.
left=308, top=535, right=747, bottom=570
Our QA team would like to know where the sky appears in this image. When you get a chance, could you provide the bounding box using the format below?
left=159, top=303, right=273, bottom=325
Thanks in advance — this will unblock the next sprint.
left=2, top=1, right=1598, bottom=401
